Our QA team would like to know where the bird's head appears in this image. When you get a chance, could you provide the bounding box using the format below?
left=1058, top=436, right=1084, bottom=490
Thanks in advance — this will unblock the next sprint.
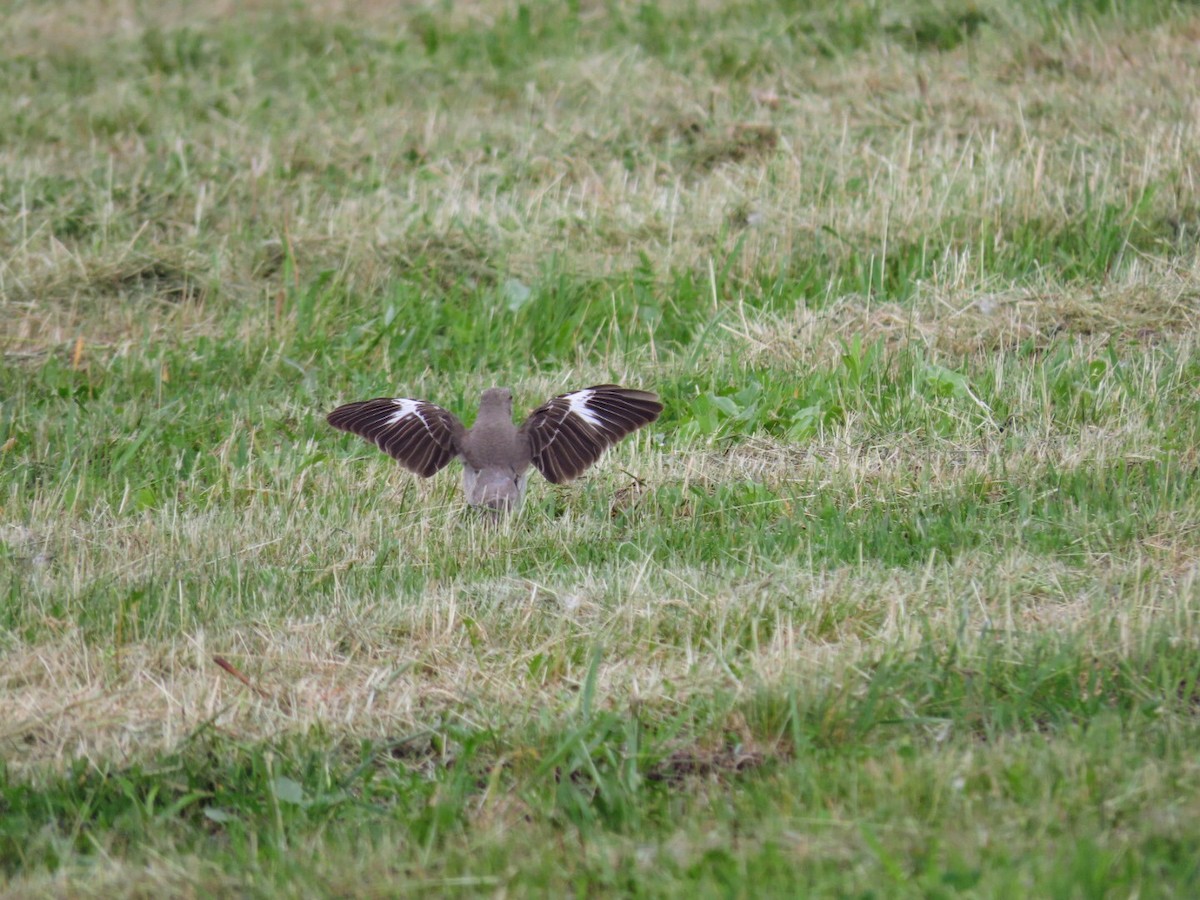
left=479, top=387, right=514, bottom=416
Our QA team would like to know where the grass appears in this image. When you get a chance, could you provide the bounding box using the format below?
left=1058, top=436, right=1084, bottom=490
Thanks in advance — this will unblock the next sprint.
left=3, top=0, right=1200, bottom=895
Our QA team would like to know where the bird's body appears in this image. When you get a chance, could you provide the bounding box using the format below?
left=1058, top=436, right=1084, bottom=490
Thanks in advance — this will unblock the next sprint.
left=327, top=385, right=662, bottom=513
left=459, top=388, right=531, bottom=510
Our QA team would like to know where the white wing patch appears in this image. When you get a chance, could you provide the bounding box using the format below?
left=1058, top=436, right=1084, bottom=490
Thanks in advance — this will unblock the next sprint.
left=565, top=390, right=603, bottom=427
left=386, top=398, right=422, bottom=425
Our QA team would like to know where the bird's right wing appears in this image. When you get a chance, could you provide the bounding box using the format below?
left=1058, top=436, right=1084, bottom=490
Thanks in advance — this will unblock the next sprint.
left=327, top=397, right=463, bottom=477
left=519, top=384, right=663, bottom=484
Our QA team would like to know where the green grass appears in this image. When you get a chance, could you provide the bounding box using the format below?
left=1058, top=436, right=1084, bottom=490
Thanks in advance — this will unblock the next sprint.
left=4, top=0, right=1200, bottom=895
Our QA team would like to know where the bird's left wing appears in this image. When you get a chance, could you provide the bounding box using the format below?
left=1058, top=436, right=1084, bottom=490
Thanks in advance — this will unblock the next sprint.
left=327, top=397, right=463, bottom=477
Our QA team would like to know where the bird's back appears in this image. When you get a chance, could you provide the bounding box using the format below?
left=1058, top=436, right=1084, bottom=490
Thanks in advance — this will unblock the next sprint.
left=459, top=422, right=531, bottom=472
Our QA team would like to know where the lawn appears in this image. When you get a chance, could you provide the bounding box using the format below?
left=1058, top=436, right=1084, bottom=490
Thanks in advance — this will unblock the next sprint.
left=3, top=0, right=1200, bottom=895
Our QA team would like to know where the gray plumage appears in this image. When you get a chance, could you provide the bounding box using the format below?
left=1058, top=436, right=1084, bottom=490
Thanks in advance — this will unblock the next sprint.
left=328, top=385, right=663, bottom=512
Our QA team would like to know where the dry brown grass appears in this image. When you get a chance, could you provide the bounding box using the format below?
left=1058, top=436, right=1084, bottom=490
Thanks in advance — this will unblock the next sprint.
left=5, top=539, right=1197, bottom=774
left=4, top=5, right=1200, bottom=350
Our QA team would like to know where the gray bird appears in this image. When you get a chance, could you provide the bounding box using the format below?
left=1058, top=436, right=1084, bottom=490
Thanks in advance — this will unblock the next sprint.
left=327, top=385, right=663, bottom=512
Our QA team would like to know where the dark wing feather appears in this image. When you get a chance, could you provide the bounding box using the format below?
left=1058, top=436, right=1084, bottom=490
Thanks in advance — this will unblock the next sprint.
left=327, top=397, right=462, bottom=477
left=519, top=385, right=662, bottom=484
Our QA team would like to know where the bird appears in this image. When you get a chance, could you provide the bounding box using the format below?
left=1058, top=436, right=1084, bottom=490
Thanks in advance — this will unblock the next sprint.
left=327, top=384, right=663, bottom=513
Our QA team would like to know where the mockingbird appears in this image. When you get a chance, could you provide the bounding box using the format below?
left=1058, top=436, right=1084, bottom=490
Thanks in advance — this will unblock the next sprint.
left=328, top=384, right=662, bottom=512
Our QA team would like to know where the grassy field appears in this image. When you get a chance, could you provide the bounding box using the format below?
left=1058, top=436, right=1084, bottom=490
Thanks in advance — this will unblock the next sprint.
left=3, top=0, right=1200, bottom=895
